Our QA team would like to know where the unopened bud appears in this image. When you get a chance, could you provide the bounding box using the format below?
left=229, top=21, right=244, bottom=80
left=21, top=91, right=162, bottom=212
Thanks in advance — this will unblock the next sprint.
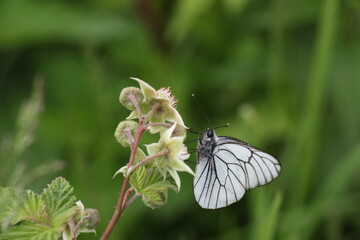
left=119, top=87, right=143, bottom=110
left=115, top=120, right=138, bottom=147
left=82, top=209, right=100, bottom=230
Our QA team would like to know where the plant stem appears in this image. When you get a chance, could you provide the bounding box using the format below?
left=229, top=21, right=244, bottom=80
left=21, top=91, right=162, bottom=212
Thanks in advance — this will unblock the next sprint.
left=126, top=149, right=169, bottom=177
left=101, top=97, right=158, bottom=240
left=121, top=188, right=133, bottom=210
left=123, top=193, right=141, bottom=211
left=100, top=124, right=145, bottom=240
left=129, top=94, right=142, bottom=119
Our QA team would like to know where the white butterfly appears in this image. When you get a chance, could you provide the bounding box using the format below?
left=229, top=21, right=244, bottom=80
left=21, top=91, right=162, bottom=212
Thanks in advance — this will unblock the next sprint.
left=193, top=128, right=281, bottom=209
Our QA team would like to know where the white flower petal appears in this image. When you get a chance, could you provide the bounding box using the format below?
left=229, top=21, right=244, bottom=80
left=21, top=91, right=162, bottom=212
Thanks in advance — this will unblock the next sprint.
left=168, top=168, right=181, bottom=191
left=173, top=158, right=194, bottom=176
left=145, top=142, right=161, bottom=156
left=160, top=123, right=177, bottom=142
left=76, top=201, right=85, bottom=216
left=177, top=147, right=190, bottom=161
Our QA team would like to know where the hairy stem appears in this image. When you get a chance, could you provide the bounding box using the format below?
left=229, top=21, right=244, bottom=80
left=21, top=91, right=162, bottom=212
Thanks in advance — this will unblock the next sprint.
left=101, top=97, right=161, bottom=239
left=100, top=122, right=145, bottom=239
left=123, top=193, right=141, bottom=211
left=126, top=149, right=169, bottom=177
left=121, top=188, right=133, bottom=210
left=129, top=94, right=142, bottom=120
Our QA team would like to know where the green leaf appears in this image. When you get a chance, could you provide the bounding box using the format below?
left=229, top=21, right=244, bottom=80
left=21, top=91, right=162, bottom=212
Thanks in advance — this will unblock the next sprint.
left=0, top=187, right=24, bottom=231
left=0, top=222, right=61, bottom=240
left=130, top=165, right=177, bottom=209
left=140, top=179, right=176, bottom=209
left=10, top=190, right=47, bottom=225
left=41, top=177, right=77, bottom=227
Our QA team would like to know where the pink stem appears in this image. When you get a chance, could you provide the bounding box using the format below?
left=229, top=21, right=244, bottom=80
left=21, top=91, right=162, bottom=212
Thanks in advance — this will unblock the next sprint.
left=127, top=149, right=169, bottom=177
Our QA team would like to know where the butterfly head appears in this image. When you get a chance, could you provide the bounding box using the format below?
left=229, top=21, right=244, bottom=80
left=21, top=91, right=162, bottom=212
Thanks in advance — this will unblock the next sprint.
left=206, top=128, right=214, bottom=138
left=201, top=128, right=216, bottom=142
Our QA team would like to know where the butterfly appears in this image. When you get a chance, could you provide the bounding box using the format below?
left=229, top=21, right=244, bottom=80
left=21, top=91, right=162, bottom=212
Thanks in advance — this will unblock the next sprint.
left=193, top=128, right=281, bottom=209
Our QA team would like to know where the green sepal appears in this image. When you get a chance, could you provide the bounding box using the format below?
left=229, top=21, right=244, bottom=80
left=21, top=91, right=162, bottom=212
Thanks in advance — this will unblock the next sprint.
left=129, top=158, right=177, bottom=209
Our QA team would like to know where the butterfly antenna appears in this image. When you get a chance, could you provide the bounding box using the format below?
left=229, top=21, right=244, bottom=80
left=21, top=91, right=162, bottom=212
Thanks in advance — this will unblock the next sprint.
left=192, top=94, right=211, bottom=128
left=213, top=123, right=230, bottom=130
left=187, top=127, right=200, bottom=134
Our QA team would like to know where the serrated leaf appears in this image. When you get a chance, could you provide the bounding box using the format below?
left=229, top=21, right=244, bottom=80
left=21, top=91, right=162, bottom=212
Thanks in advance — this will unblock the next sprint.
left=10, top=190, right=47, bottom=225
left=41, top=177, right=76, bottom=227
left=130, top=166, right=177, bottom=209
left=0, top=222, right=61, bottom=240
left=0, top=187, right=24, bottom=231
left=141, top=180, right=177, bottom=208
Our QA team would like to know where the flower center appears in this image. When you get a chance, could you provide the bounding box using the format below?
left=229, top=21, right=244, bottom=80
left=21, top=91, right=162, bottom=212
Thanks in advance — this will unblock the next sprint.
left=158, top=87, right=177, bottom=107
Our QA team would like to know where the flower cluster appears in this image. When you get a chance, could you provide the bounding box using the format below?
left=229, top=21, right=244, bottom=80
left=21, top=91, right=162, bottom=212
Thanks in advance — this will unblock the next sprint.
left=114, top=78, right=193, bottom=208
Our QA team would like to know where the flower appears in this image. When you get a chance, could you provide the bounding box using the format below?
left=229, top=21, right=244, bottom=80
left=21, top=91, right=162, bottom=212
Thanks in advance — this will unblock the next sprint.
left=128, top=78, right=186, bottom=134
left=145, top=123, right=194, bottom=190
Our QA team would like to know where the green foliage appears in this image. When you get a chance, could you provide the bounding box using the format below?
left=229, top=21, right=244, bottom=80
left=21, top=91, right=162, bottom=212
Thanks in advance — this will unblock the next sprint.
left=1, top=0, right=360, bottom=239
left=11, top=190, right=47, bottom=225
left=130, top=159, right=177, bottom=209
left=0, top=177, right=99, bottom=240
left=1, top=222, right=61, bottom=240
left=0, top=187, right=23, bottom=231
left=41, top=177, right=77, bottom=227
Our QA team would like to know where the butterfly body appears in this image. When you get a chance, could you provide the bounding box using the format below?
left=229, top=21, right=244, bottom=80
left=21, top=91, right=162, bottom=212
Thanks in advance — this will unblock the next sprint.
left=197, top=129, right=216, bottom=159
left=194, top=128, right=281, bottom=209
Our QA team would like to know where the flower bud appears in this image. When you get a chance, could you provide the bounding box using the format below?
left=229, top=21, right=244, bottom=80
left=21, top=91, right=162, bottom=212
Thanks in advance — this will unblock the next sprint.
left=119, top=87, right=143, bottom=110
left=114, top=120, right=138, bottom=147
left=82, top=208, right=100, bottom=230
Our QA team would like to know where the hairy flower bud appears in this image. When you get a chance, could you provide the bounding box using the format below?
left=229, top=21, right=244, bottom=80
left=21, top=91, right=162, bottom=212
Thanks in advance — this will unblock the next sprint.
left=82, top=209, right=100, bottom=230
left=114, top=120, right=138, bottom=147
left=119, top=87, right=143, bottom=110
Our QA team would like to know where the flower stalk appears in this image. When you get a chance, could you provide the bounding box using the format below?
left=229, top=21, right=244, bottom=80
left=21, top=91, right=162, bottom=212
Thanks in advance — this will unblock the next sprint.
left=126, top=149, right=169, bottom=177
left=100, top=100, right=146, bottom=240
left=101, top=78, right=193, bottom=240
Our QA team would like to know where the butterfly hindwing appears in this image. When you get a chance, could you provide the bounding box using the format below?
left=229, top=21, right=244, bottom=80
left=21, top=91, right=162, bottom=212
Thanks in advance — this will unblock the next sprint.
left=194, top=134, right=281, bottom=209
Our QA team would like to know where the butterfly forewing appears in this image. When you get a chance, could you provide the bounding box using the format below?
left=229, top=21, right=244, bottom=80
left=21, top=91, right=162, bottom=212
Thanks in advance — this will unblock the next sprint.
left=194, top=134, right=281, bottom=209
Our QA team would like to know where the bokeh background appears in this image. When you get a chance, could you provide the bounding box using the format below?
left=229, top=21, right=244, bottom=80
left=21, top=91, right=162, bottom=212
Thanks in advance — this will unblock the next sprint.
left=1, top=0, right=360, bottom=239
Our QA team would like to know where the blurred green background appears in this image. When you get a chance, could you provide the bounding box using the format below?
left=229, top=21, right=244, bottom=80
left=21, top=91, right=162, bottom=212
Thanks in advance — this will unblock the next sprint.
left=1, top=0, right=360, bottom=239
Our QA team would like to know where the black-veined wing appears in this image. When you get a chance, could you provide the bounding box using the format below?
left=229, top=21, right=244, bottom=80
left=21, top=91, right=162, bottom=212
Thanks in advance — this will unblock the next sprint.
left=193, top=136, right=281, bottom=209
